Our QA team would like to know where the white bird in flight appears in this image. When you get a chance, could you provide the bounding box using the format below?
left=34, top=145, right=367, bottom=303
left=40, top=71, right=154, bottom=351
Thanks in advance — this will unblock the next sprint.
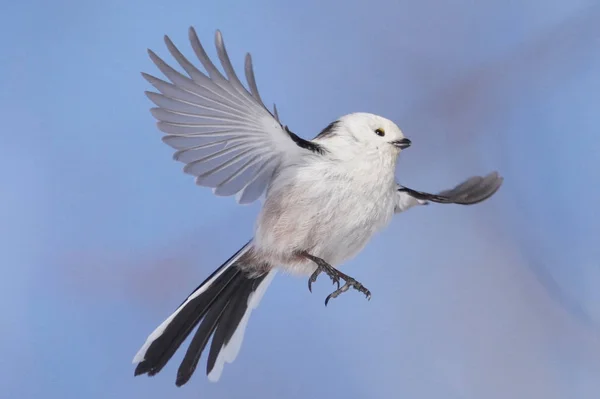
left=133, top=27, right=503, bottom=386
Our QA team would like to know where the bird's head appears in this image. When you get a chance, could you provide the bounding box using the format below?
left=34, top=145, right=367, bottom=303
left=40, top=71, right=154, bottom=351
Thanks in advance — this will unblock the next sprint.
left=336, top=113, right=411, bottom=155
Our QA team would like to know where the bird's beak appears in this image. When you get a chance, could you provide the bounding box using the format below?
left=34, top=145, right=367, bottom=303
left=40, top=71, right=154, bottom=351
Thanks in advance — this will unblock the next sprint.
left=392, top=138, right=411, bottom=149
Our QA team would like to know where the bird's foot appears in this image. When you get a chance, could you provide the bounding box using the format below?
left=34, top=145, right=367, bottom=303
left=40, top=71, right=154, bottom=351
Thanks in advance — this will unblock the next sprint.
left=307, top=257, right=340, bottom=292
left=324, top=276, right=371, bottom=306
left=303, top=252, right=371, bottom=305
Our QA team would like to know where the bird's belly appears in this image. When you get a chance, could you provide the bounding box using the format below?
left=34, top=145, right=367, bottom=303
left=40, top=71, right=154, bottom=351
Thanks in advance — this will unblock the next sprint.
left=253, top=171, right=395, bottom=274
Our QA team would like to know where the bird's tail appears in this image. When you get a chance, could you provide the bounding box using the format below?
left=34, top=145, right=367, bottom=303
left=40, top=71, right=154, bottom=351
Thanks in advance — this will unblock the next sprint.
left=132, top=240, right=276, bottom=385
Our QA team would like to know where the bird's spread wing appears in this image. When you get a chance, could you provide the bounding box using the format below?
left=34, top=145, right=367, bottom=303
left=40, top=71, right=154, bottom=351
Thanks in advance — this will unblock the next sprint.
left=398, top=171, right=503, bottom=206
left=143, top=28, right=317, bottom=204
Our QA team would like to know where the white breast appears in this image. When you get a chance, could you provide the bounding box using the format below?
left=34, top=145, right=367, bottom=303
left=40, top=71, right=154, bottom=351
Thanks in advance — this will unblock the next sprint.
left=253, top=150, right=397, bottom=275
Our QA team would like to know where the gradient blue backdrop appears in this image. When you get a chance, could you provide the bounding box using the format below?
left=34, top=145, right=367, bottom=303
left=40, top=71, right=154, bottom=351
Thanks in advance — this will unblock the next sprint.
left=2, top=0, right=599, bottom=398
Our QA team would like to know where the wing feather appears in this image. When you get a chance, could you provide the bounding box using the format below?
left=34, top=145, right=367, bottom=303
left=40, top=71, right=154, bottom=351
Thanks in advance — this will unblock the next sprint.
left=144, top=28, right=312, bottom=203
left=398, top=172, right=503, bottom=206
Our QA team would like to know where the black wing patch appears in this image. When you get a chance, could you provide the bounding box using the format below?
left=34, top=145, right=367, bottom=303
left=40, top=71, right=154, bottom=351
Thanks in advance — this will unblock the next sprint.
left=399, top=172, right=503, bottom=205
left=284, top=126, right=326, bottom=155
left=314, top=120, right=340, bottom=139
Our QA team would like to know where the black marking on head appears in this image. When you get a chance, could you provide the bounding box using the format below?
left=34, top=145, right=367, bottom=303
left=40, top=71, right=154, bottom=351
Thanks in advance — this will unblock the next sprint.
left=314, top=120, right=340, bottom=139
left=285, top=126, right=326, bottom=155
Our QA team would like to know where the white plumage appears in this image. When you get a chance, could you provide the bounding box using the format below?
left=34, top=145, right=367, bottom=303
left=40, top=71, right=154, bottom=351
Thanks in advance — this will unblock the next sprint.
left=133, top=27, right=503, bottom=386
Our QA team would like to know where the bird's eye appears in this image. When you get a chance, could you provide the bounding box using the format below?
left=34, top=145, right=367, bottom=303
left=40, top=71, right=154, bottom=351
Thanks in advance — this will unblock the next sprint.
left=374, top=128, right=385, bottom=137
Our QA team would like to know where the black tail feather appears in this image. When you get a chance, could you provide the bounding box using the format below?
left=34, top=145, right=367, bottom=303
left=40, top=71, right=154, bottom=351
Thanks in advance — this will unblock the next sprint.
left=175, top=274, right=245, bottom=386
left=205, top=274, right=266, bottom=375
left=134, top=266, right=240, bottom=377
left=134, top=241, right=269, bottom=386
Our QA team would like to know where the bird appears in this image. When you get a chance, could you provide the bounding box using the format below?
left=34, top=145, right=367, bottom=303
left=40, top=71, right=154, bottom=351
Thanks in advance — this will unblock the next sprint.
left=132, top=27, right=504, bottom=387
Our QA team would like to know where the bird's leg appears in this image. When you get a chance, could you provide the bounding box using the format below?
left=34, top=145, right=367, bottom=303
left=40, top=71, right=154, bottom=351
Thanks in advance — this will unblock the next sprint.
left=305, top=253, right=340, bottom=292
left=301, top=252, right=371, bottom=305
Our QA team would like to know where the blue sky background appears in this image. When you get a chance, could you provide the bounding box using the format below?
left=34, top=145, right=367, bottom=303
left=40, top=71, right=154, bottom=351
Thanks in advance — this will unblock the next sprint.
left=1, top=0, right=600, bottom=398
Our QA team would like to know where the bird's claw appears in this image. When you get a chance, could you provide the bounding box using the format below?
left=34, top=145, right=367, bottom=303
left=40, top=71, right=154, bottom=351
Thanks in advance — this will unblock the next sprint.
left=306, top=259, right=370, bottom=305
left=324, top=277, right=371, bottom=306
left=309, top=265, right=340, bottom=292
